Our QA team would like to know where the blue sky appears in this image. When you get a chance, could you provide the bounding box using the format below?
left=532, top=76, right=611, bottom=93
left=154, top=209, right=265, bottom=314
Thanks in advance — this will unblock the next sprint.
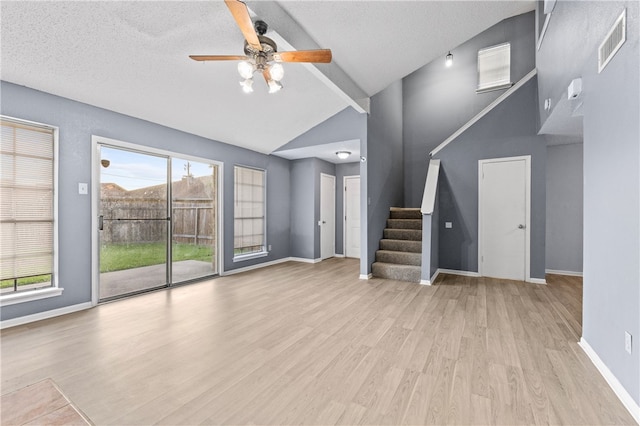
left=100, top=146, right=214, bottom=190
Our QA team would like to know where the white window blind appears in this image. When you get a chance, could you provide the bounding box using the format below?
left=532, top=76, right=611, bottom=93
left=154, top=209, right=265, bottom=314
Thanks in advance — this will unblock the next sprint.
left=1, top=118, right=55, bottom=292
left=477, top=42, right=512, bottom=93
left=234, top=166, right=265, bottom=257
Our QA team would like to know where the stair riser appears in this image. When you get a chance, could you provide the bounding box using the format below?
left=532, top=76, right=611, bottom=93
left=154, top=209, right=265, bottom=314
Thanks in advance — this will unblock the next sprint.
left=380, top=239, right=422, bottom=253
left=383, top=229, right=422, bottom=241
left=372, top=263, right=421, bottom=283
left=390, top=210, right=422, bottom=220
left=387, top=219, right=422, bottom=230
left=376, top=251, right=421, bottom=266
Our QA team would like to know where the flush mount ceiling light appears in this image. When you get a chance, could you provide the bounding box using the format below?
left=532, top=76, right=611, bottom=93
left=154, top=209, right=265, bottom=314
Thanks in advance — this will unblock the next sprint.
left=336, top=151, right=351, bottom=160
left=189, top=1, right=332, bottom=94
left=445, top=51, right=453, bottom=67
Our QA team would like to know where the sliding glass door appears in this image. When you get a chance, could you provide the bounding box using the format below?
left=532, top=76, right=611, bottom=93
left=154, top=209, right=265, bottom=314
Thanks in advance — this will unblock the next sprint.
left=98, top=144, right=219, bottom=301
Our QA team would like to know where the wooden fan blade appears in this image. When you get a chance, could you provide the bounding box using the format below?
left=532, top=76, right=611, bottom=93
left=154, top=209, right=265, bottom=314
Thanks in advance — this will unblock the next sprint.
left=262, top=68, right=272, bottom=84
left=225, top=0, right=262, bottom=51
left=273, top=49, right=332, bottom=63
left=189, top=55, right=248, bottom=61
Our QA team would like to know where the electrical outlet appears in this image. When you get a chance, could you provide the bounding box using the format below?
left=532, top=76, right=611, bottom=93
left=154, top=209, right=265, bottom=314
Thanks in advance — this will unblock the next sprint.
left=625, top=331, right=632, bottom=354
left=445, top=222, right=453, bottom=229
left=268, top=245, right=272, bottom=251
left=78, top=183, right=88, bottom=195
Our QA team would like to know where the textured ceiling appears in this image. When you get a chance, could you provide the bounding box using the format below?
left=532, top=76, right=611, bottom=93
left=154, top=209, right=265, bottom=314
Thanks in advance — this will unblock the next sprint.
left=0, top=1, right=534, bottom=155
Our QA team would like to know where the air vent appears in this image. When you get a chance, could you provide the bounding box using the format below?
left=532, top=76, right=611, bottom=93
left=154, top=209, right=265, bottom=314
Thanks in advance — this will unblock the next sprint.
left=598, top=9, right=626, bottom=73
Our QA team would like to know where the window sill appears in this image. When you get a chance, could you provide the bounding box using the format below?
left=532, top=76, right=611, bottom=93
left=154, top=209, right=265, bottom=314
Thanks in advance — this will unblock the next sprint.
left=0, top=287, right=64, bottom=307
left=233, top=251, right=268, bottom=262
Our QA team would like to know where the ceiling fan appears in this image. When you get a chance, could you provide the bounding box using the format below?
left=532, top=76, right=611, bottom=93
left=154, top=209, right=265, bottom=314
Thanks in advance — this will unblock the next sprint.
left=190, top=0, right=332, bottom=94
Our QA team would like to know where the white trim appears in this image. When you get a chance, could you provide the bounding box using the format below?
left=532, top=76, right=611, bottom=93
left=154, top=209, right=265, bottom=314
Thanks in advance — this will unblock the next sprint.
left=419, top=280, right=432, bottom=286
left=359, top=273, right=373, bottom=280
left=478, top=155, right=531, bottom=282
left=546, top=269, right=583, bottom=277
left=430, top=69, right=537, bottom=157
left=1, top=302, right=92, bottom=329
left=436, top=268, right=481, bottom=277
left=222, top=256, right=323, bottom=276
left=290, top=257, right=322, bottom=264
left=232, top=251, right=268, bottom=262
left=579, top=338, right=640, bottom=423
left=320, top=173, right=336, bottom=261
left=527, top=277, right=547, bottom=285
left=0, top=287, right=64, bottom=307
left=536, top=12, right=552, bottom=51
left=420, top=159, right=440, bottom=215
left=334, top=253, right=345, bottom=258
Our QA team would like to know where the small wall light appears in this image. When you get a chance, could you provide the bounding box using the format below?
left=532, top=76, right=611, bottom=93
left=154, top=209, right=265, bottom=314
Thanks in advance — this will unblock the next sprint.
left=445, top=51, right=453, bottom=67
left=336, top=151, right=351, bottom=160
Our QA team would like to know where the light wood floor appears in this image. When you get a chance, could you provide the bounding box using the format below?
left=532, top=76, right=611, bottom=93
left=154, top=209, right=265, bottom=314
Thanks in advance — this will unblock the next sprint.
left=1, top=259, right=634, bottom=425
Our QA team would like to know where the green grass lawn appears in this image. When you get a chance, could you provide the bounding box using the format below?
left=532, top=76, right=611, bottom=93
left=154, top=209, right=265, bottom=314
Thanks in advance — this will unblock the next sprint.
left=2, top=243, right=213, bottom=288
left=100, top=242, right=213, bottom=272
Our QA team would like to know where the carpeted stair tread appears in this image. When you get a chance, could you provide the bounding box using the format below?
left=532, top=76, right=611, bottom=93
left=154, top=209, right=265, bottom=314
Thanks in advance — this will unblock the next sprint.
left=379, top=239, right=422, bottom=253
left=383, top=228, right=422, bottom=241
left=372, top=262, right=421, bottom=283
left=390, top=208, right=422, bottom=220
left=387, top=219, right=422, bottom=230
left=376, top=250, right=421, bottom=266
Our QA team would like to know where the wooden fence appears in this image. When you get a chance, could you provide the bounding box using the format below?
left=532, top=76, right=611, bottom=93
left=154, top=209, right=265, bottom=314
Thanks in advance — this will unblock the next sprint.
left=101, top=198, right=216, bottom=246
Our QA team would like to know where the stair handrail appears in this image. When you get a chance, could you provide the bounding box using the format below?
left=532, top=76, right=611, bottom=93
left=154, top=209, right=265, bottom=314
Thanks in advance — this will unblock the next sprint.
left=421, top=159, right=440, bottom=215
left=430, top=69, right=537, bottom=157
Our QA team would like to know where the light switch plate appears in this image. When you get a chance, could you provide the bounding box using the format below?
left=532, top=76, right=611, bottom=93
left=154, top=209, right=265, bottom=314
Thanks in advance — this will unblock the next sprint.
left=445, top=222, right=453, bottom=229
left=625, top=331, right=632, bottom=354
left=78, top=183, right=88, bottom=195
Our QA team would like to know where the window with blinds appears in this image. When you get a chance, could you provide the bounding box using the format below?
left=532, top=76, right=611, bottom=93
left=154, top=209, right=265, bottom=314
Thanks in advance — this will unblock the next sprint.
left=477, top=42, right=513, bottom=93
left=233, top=166, right=265, bottom=258
left=1, top=118, right=55, bottom=294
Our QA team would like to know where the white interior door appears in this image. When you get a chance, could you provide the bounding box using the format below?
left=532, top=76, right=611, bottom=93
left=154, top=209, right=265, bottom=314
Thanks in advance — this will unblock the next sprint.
left=479, top=157, right=529, bottom=281
left=344, top=176, right=360, bottom=258
left=320, top=173, right=336, bottom=260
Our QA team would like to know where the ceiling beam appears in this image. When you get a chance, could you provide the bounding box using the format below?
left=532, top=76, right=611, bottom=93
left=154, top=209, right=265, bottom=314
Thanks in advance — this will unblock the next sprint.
left=246, top=1, right=370, bottom=113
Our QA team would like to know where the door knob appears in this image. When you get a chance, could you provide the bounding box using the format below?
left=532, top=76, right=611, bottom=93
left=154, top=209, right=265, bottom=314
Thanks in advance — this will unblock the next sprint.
left=518, top=224, right=525, bottom=229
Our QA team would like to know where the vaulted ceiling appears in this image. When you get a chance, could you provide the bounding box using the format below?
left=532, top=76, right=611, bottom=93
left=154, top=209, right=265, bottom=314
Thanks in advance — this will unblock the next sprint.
left=0, top=1, right=534, bottom=154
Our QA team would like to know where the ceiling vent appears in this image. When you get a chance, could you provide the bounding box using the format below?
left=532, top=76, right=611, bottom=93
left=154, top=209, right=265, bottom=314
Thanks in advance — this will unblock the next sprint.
left=598, top=9, right=626, bottom=73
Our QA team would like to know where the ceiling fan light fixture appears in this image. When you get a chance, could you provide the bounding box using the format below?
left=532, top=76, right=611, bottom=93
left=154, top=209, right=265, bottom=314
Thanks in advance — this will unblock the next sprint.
left=336, top=151, right=351, bottom=160
left=240, top=78, right=254, bottom=93
left=268, top=79, right=283, bottom=94
left=269, top=63, right=284, bottom=81
left=238, top=60, right=255, bottom=79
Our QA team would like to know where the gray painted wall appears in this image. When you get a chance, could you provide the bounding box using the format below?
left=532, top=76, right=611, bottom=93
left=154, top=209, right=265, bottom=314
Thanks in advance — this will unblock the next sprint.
left=0, top=81, right=292, bottom=321
left=275, top=107, right=367, bottom=152
left=290, top=158, right=316, bottom=259
left=364, top=80, right=404, bottom=275
left=433, top=78, right=547, bottom=278
left=403, top=11, right=536, bottom=207
left=546, top=142, right=583, bottom=273
left=289, top=158, right=345, bottom=259
left=538, top=0, right=639, bottom=404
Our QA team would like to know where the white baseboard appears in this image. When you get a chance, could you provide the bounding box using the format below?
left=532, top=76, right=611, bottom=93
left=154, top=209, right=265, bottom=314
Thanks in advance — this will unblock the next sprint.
left=527, top=277, right=547, bottom=285
left=546, top=269, right=583, bottom=277
left=222, top=257, right=293, bottom=276
left=334, top=253, right=345, bottom=258
left=419, top=279, right=432, bottom=285
left=436, top=268, right=481, bottom=277
left=579, top=338, right=640, bottom=423
left=359, top=273, right=372, bottom=280
left=1, top=302, right=93, bottom=329
left=420, top=269, right=440, bottom=285
left=289, top=257, right=322, bottom=264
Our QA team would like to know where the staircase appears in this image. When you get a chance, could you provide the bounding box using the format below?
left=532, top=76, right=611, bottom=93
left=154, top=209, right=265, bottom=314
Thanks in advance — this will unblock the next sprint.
left=372, top=208, right=422, bottom=283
